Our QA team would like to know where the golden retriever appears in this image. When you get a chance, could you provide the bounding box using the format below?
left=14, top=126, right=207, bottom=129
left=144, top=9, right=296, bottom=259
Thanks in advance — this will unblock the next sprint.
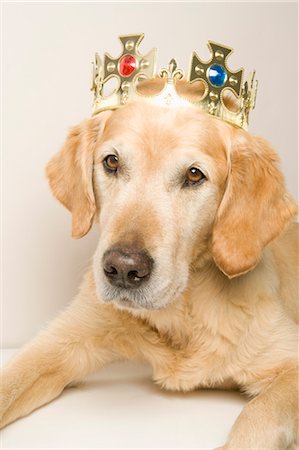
left=1, top=79, right=298, bottom=450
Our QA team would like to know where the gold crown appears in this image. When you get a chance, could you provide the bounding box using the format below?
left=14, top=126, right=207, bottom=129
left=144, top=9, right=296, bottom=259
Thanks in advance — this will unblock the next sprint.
left=91, top=33, right=258, bottom=130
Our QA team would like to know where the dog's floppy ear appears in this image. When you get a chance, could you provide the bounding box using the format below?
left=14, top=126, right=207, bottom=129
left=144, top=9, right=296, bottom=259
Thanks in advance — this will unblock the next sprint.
left=212, top=130, right=297, bottom=278
left=46, top=112, right=110, bottom=239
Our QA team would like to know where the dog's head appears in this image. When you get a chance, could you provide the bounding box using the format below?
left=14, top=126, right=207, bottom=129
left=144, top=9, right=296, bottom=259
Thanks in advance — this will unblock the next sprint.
left=46, top=81, right=297, bottom=310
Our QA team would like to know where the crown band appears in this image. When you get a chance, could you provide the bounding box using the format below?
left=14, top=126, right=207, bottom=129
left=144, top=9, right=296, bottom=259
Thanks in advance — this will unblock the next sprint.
left=91, top=33, right=258, bottom=130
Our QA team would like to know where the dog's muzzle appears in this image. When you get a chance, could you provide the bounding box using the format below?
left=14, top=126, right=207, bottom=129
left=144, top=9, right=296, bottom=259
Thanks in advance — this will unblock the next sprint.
left=103, top=245, right=154, bottom=289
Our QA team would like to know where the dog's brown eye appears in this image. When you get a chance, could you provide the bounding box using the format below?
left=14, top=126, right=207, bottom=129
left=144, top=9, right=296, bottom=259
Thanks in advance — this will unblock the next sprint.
left=184, top=167, right=206, bottom=186
left=103, top=154, right=119, bottom=173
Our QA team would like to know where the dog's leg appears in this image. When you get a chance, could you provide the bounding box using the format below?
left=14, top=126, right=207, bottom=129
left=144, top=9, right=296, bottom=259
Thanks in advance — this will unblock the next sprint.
left=0, top=272, right=161, bottom=429
left=0, top=308, right=115, bottom=428
left=222, top=365, right=298, bottom=450
left=0, top=272, right=176, bottom=429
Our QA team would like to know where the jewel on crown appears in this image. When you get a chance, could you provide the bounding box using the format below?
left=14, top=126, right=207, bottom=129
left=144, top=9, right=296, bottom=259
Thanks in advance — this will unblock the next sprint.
left=91, top=33, right=258, bottom=130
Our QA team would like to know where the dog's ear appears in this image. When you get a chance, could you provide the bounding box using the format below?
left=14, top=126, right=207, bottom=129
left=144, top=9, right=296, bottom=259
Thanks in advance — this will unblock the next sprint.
left=46, top=112, right=110, bottom=239
left=212, top=130, right=297, bottom=278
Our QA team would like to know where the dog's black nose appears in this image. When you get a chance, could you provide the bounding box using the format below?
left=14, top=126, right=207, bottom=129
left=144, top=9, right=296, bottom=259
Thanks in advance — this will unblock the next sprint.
left=103, top=246, right=153, bottom=289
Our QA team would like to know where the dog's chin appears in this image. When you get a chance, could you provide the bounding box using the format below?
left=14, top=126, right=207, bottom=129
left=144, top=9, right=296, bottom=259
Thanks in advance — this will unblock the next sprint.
left=101, top=293, right=166, bottom=311
left=97, top=282, right=178, bottom=311
left=114, top=297, right=155, bottom=311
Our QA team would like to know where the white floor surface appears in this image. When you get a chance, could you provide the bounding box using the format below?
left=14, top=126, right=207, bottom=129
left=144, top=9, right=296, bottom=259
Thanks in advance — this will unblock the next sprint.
left=1, top=349, right=247, bottom=450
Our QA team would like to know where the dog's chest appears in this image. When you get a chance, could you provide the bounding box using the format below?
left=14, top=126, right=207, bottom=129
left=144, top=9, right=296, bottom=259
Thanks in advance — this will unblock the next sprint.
left=150, top=306, right=241, bottom=391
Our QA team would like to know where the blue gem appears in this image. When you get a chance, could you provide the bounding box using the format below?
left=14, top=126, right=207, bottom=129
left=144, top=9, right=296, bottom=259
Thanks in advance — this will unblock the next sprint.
left=208, top=64, right=227, bottom=87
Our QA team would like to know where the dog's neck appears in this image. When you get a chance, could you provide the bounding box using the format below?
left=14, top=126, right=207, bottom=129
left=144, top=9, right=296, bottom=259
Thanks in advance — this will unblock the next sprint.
left=132, top=259, right=227, bottom=349
left=130, top=251, right=275, bottom=351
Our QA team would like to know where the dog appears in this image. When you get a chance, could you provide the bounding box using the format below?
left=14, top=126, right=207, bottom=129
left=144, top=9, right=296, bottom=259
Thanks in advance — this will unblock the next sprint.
left=1, top=78, right=298, bottom=450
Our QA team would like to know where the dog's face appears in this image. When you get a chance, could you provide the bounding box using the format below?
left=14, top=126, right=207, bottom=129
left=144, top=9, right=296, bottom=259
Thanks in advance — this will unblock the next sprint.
left=92, top=103, right=228, bottom=309
left=46, top=89, right=296, bottom=311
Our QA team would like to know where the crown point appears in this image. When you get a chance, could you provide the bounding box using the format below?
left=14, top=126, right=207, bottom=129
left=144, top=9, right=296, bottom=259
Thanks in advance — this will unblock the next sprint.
left=195, top=65, right=204, bottom=75
left=140, top=59, right=149, bottom=69
left=119, top=54, right=137, bottom=77
left=107, top=62, right=116, bottom=73
left=215, top=50, right=224, bottom=61
left=229, top=75, right=238, bottom=86
left=208, top=101, right=217, bottom=114
left=125, top=40, right=135, bottom=51
left=209, top=91, right=219, bottom=101
left=121, top=81, right=130, bottom=90
left=169, top=58, right=177, bottom=72
left=208, top=64, right=227, bottom=87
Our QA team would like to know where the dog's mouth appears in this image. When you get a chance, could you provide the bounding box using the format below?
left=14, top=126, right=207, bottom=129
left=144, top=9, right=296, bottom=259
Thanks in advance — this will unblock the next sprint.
left=101, top=283, right=164, bottom=310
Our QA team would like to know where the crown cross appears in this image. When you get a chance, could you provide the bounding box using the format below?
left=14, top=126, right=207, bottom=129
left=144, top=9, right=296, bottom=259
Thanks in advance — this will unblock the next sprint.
left=103, top=34, right=156, bottom=82
left=190, top=42, right=243, bottom=100
left=189, top=42, right=245, bottom=117
left=92, top=34, right=156, bottom=111
left=188, top=41, right=257, bottom=127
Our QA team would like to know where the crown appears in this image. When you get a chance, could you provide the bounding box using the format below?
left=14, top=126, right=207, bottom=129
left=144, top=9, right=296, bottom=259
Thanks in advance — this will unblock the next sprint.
left=91, top=33, right=258, bottom=130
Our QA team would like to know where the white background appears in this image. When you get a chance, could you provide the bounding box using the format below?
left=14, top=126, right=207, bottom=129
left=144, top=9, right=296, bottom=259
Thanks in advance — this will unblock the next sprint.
left=2, top=2, right=298, bottom=348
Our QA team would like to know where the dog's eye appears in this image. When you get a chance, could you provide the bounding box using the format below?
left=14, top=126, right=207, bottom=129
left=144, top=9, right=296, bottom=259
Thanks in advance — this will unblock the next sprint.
left=184, top=167, right=206, bottom=187
left=103, top=154, right=119, bottom=173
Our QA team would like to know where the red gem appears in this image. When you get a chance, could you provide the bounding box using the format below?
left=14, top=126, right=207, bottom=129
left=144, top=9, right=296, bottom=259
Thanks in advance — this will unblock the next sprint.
left=118, top=54, right=137, bottom=77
